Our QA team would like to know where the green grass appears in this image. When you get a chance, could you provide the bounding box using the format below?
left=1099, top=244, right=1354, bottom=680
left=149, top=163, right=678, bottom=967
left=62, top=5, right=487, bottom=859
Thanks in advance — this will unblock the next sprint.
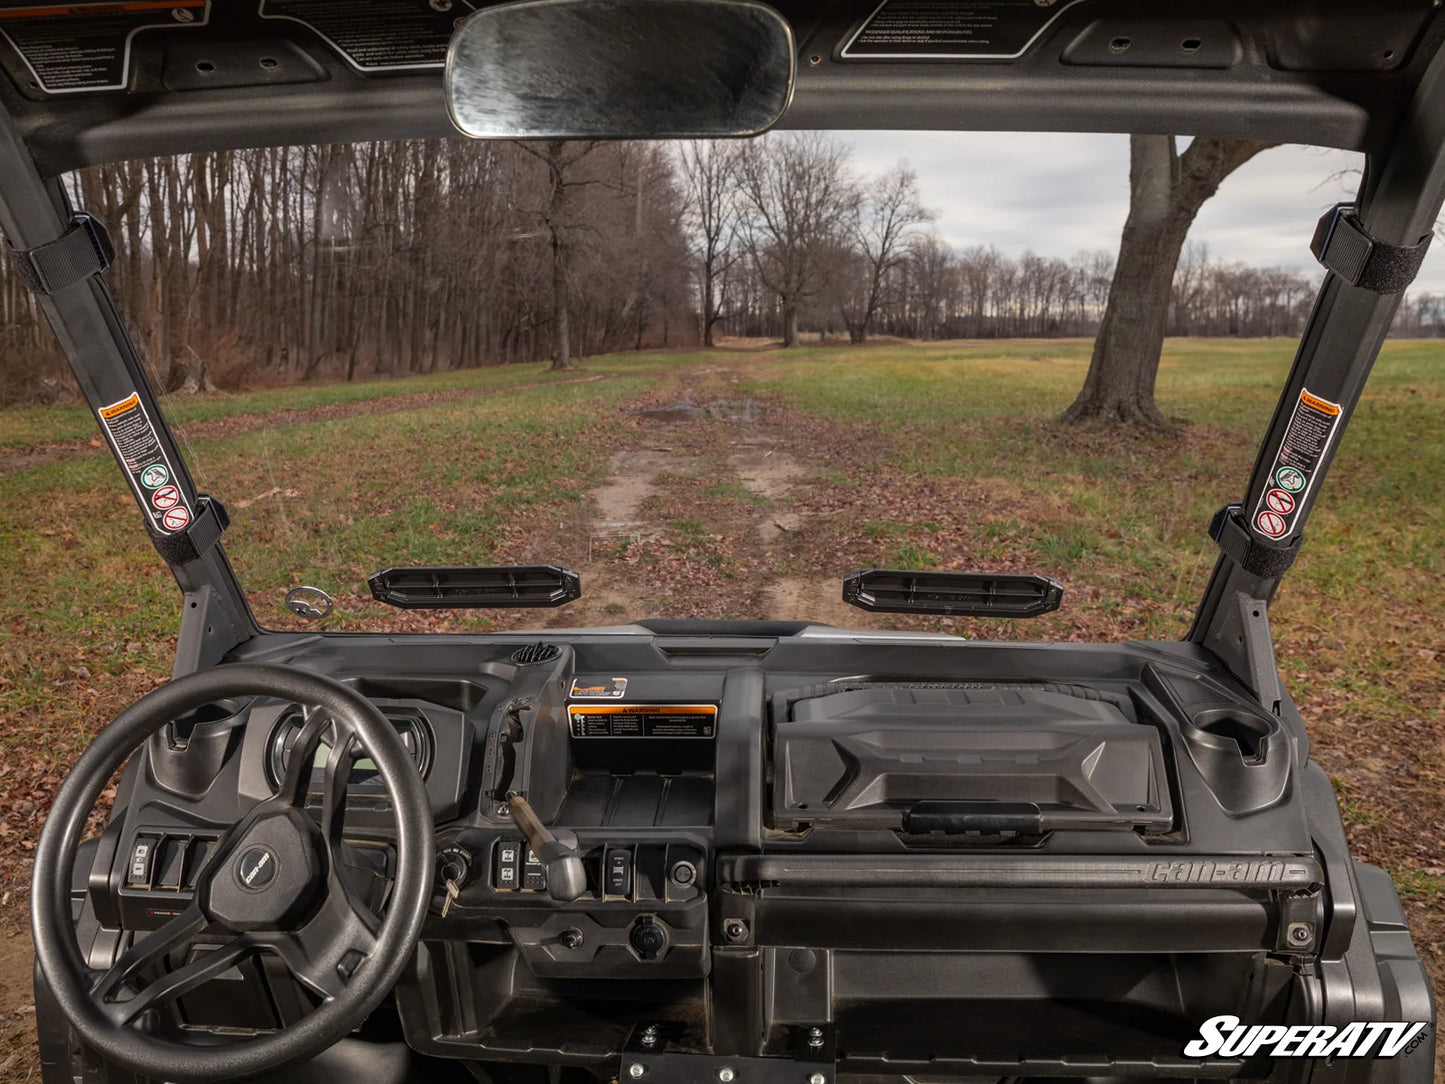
left=0, top=351, right=710, bottom=448
left=703, top=481, right=772, bottom=505
left=1391, top=869, right=1445, bottom=907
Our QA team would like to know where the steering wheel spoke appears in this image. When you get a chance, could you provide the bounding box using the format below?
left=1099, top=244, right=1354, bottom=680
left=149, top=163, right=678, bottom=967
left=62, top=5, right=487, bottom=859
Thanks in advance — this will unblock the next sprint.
left=274, top=704, right=333, bottom=810
left=265, top=880, right=379, bottom=1000
left=98, top=932, right=255, bottom=1027
left=318, top=730, right=360, bottom=847
left=90, top=902, right=208, bottom=1004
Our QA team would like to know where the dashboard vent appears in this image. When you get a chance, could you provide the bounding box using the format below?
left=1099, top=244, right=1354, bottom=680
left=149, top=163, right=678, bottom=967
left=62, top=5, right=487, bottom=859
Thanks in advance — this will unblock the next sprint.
left=842, top=568, right=1063, bottom=618
left=367, top=565, right=581, bottom=608
left=512, top=642, right=561, bottom=665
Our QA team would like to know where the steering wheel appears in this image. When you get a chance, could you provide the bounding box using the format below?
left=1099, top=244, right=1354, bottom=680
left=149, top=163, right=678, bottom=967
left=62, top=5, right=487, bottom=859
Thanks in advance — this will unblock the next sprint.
left=32, top=663, right=434, bottom=1082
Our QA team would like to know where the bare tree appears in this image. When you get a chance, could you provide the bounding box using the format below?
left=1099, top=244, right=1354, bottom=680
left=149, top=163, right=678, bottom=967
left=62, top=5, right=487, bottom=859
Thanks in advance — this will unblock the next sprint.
left=516, top=140, right=601, bottom=370
left=737, top=132, right=856, bottom=348
left=1062, top=135, right=1274, bottom=428
left=839, top=163, right=930, bottom=343
left=678, top=140, right=742, bottom=347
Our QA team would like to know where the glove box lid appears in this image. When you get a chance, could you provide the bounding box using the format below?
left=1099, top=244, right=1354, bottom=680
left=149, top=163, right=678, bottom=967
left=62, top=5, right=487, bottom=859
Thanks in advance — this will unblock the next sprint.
left=772, top=686, right=1172, bottom=833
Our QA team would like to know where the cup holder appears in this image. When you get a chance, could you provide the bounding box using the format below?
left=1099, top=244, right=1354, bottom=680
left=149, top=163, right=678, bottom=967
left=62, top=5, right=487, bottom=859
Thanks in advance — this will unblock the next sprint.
left=147, top=697, right=253, bottom=798
left=168, top=697, right=248, bottom=745
left=1181, top=705, right=1289, bottom=814
left=1191, top=708, right=1272, bottom=763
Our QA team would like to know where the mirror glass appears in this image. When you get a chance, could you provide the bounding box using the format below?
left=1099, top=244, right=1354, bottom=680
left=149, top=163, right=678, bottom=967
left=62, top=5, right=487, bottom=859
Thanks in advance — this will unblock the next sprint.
left=447, top=0, right=795, bottom=140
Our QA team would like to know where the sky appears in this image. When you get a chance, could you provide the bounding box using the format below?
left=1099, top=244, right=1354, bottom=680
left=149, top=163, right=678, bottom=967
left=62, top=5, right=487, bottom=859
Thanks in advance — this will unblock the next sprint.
left=841, top=133, right=1445, bottom=293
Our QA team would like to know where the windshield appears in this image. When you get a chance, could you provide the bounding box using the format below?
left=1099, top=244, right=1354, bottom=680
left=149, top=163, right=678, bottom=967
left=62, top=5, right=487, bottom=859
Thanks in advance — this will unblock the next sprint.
left=21, top=132, right=1439, bottom=649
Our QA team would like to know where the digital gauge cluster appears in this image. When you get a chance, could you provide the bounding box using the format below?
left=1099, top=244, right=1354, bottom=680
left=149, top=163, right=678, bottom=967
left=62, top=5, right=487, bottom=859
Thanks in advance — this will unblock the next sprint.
left=265, top=707, right=433, bottom=791
left=234, top=692, right=475, bottom=822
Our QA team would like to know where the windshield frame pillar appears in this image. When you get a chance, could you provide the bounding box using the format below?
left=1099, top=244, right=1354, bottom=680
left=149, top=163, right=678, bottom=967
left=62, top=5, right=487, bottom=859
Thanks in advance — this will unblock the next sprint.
left=1190, top=39, right=1445, bottom=691
left=0, top=103, right=255, bottom=674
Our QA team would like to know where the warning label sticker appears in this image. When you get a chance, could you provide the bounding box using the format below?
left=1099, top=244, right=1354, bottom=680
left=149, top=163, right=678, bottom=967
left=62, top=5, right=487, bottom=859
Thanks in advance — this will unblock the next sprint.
left=569, top=704, right=717, bottom=739
left=569, top=676, right=628, bottom=699
left=1250, top=387, right=1342, bottom=543
left=841, top=0, right=1083, bottom=59
left=98, top=393, right=193, bottom=536
left=0, top=0, right=209, bottom=94
left=258, top=0, right=475, bottom=72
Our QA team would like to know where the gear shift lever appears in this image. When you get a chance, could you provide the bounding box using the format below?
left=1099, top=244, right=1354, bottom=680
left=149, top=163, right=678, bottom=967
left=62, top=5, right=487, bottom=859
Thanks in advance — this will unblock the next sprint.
left=506, top=791, right=586, bottom=902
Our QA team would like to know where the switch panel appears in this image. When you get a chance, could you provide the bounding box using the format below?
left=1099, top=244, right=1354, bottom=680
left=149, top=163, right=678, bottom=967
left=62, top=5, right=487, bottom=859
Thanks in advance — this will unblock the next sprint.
left=495, top=840, right=522, bottom=890
left=126, top=835, right=161, bottom=887
left=604, top=846, right=633, bottom=898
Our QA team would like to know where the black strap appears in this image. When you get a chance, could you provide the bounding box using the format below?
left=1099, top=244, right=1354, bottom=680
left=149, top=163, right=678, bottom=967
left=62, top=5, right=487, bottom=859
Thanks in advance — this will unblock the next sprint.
left=1310, top=203, right=1431, bottom=294
left=6, top=213, right=114, bottom=295
left=151, top=494, right=230, bottom=566
left=1210, top=503, right=1301, bottom=579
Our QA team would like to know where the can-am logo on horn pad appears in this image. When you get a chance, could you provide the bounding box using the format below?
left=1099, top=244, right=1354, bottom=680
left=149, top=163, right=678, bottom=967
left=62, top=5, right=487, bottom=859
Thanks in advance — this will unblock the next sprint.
left=236, top=846, right=278, bottom=890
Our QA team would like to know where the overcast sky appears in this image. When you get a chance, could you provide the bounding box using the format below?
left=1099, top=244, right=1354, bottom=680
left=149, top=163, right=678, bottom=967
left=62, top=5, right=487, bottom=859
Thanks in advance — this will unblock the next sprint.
left=842, top=133, right=1445, bottom=293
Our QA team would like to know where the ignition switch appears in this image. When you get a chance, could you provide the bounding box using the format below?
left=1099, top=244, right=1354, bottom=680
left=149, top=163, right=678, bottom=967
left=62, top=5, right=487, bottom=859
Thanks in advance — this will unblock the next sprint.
left=437, top=845, right=472, bottom=888
left=435, top=845, right=475, bottom=915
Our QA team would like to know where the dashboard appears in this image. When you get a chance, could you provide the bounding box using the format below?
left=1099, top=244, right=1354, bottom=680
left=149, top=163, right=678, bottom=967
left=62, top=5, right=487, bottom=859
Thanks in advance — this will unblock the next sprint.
left=61, top=623, right=1382, bottom=1078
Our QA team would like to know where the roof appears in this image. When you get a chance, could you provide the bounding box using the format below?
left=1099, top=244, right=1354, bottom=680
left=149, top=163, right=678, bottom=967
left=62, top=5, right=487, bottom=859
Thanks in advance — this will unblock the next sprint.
left=0, top=0, right=1438, bottom=174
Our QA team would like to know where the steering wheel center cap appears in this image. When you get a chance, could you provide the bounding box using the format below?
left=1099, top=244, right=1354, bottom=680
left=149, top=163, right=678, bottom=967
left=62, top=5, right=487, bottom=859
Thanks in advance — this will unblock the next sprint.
left=236, top=845, right=279, bottom=891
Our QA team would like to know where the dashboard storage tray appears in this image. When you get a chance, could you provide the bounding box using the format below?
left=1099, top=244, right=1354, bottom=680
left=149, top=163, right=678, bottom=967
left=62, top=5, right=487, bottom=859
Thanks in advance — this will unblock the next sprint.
left=771, top=685, right=1172, bottom=833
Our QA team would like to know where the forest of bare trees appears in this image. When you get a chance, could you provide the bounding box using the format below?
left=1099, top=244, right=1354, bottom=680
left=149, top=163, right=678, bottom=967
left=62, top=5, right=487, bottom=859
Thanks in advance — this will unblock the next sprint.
left=1, top=131, right=1430, bottom=407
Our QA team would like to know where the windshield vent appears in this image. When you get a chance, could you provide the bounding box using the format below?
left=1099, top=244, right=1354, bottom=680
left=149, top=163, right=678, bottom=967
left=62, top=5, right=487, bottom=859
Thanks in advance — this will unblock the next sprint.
left=512, top=642, right=562, bottom=665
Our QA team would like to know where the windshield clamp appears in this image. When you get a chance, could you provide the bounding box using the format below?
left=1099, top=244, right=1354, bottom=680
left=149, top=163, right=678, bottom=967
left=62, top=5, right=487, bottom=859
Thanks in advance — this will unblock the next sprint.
left=5, top=212, right=114, bottom=296
left=151, top=494, right=229, bottom=567
left=1210, top=503, right=1301, bottom=580
left=1310, top=203, right=1432, bottom=293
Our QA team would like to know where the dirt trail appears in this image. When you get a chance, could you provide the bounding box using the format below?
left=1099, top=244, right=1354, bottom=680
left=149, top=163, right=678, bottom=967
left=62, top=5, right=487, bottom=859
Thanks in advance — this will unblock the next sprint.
left=540, top=373, right=880, bottom=630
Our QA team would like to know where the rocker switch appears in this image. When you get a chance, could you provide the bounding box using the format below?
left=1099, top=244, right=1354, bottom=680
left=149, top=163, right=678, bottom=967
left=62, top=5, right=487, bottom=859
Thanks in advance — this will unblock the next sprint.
left=127, top=834, right=160, bottom=887
left=604, top=846, right=633, bottom=898
left=522, top=846, right=547, bottom=891
left=494, top=841, right=522, bottom=890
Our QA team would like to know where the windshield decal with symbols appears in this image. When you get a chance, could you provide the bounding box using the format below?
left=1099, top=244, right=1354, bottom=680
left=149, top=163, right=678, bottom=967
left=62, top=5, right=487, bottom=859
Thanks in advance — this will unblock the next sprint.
left=1251, top=387, right=1342, bottom=541
left=98, top=393, right=193, bottom=536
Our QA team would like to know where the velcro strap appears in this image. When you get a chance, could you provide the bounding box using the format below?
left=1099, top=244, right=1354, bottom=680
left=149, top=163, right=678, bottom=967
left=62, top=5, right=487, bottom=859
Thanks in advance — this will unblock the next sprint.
left=1210, top=503, right=1301, bottom=579
left=1311, top=204, right=1431, bottom=294
left=6, top=213, right=114, bottom=295
left=151, top=495, right=229, bottom=566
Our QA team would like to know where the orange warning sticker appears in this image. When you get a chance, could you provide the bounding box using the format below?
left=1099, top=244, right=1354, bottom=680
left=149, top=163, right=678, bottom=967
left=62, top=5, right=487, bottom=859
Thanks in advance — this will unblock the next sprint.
left=569, top=676, right=627, bottom=699
left=97, top=391, right=192, bottom=536
left=569, top=704, right=716, bottom=738
left=1299, top=389, right=1342, bottom=416
left=1250, top=386, right=1343, bottom=545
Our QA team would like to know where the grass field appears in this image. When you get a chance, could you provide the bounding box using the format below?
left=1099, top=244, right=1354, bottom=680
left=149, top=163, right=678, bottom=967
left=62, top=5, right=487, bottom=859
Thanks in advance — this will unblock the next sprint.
left=0, top=337, right=1440, bottom=1074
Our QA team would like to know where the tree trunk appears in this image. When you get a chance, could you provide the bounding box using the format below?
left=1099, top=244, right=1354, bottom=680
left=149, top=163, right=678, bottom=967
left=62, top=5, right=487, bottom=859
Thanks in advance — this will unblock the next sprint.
left=782, top=304, right=799, bottom=348
left=1062, top=135, right=1272, bottom=428
left=550, top=230, right=573, bottom=370
left=702, top=276, right=716, bottom=347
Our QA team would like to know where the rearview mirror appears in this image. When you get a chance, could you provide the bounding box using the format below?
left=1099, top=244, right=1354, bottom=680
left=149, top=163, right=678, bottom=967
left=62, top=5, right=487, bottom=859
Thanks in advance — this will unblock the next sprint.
left=446, top=0, right=795, bottom=139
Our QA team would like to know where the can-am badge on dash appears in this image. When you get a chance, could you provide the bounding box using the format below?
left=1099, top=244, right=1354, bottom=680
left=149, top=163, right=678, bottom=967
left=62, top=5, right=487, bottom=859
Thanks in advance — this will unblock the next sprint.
left=1183, top=1015, right=1430, bottom=1059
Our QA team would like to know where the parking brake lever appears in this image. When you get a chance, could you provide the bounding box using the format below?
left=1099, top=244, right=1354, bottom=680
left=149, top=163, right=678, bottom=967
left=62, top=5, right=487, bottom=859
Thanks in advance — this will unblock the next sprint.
left=506, top=792, right=586, bottom=902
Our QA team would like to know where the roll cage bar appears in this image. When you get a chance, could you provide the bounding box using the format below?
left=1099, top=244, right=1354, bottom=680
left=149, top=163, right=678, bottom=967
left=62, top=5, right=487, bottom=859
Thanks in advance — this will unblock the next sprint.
left=0, top=9, right=1443, bottom=702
